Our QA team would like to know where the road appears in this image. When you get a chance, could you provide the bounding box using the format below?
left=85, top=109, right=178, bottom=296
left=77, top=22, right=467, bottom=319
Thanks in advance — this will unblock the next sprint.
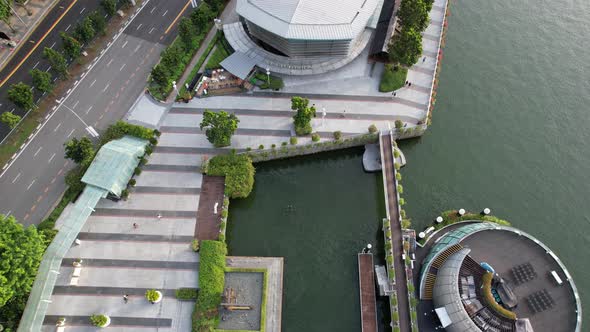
left=0, top=0, right=104, bottom=139
left=0, top=0, right=195, bottom=225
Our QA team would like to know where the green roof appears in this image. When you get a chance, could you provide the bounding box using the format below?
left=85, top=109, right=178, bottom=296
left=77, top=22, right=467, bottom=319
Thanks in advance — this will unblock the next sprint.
left=81, top=136, right=147, bottom=196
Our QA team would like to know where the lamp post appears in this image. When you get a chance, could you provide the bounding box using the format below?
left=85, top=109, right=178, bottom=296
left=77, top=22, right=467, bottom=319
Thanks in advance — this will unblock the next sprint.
left=322, top=107, right=326, bottom=127
left=266, top=68, right=270, bottom=86
left=56, top=100, right=99, bottom=138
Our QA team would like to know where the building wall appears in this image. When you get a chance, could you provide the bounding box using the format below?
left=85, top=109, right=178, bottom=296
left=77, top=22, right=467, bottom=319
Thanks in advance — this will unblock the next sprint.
left=244, top=19, right=353, bottom=57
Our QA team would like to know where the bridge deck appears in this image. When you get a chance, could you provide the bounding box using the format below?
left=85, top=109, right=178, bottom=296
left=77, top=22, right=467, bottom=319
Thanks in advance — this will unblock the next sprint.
left=358, top=253, right=378, bottom=332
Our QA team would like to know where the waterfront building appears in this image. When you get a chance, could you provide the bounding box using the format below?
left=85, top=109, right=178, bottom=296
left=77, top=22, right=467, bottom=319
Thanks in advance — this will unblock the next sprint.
left=419, top=222, right=582, bottom=332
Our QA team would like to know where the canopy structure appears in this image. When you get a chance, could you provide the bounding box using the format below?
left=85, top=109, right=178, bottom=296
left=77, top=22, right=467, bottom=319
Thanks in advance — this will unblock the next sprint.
left=81, top=136, right=147, bottom=197
left=220, top=51, right=258, bottom=80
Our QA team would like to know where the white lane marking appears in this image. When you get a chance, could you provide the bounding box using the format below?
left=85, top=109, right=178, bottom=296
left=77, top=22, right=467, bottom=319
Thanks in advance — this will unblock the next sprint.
left=120, top=63, right=126, bottom=71
left=48, top=153, right=56, bottom=163
left=33, top=61, right=40, bottom=69
left=45, top=65, right=52, bottom=72
left=80, top=7, right=86, bottom=14
left=53, top=122, right=62, bottom=132
left=133, top=44, right=141, bottom=53
left=27, top=179, right=36, bottom=191
left=67, top=129, right=75, bottom=138
left=0, top=0, right=154, bottom=179
left=136, top=23, right=143, bottom=30
left=50, top=42, right=56, bottom=49
left=34, top=147, right=43, bottom=156
left=162, top=10, right=168, bottom=16
left=122, top=40, right=128, bottom=48
left=72, top=100, right=79, bottom=109
left=12, top=172, right=21, bottom=183
left=149, top=27, right=155, bottom=34
left=150, top=6, right=156, bottom=13
left=65, top=23, right=71, bottom=31
left=103, top=82, right=110, bottom=92
left=86, top=106, right=93, bottom=114
left=107, top=59, right=113, bottom=67
left=90, top=79, right=97, bottom=87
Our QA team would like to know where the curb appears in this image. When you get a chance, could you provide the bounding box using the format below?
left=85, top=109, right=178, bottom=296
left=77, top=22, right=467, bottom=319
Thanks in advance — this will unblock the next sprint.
left=0, top=0, right=61, bottom=72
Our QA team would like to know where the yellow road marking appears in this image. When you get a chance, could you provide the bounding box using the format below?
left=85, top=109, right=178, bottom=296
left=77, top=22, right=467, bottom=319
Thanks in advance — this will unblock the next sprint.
left=164, top=0, right=192, bottom=34
left=0, top=0, right=78, bottom=88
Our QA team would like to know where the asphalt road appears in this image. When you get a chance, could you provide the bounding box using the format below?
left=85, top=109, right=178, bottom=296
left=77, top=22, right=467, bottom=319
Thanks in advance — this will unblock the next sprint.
left=0, top=0, right=104, bottom=139
left=0, top=0, right=195, bottom=225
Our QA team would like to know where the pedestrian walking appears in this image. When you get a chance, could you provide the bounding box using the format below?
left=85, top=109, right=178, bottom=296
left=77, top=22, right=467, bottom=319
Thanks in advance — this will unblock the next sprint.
left=423, top=57, right=426, bottom=62
left=408, top=82, right=412, bottom=87
left=123, top=294, right=129, bottom=303
left=405, top=80, right=409, bottom=85
left=157, top=213, right=162, bottom=220
left=133, top=223, right=138, bottom=229
left=393, top=92, right=397, bottom=97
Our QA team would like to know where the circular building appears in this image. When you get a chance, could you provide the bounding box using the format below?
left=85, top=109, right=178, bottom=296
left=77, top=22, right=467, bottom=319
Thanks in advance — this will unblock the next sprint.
left=236, top=0, right=379, bottom=58
left=419, top=222, right=582, bottom=332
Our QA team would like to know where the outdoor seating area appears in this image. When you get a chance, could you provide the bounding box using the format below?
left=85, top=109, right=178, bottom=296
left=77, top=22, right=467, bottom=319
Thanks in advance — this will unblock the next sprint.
left=195, top=69, right=244, bottom=97
left=526, top=289, right=555, bottom=314
left=511, top=263, right=537, bottom=285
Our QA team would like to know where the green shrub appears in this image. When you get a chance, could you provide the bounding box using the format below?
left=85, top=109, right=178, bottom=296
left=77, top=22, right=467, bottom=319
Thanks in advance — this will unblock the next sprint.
left=397, top=184, right=403, bottom=193
left=393, top=327, right=400, bottom=332
left=411, top=311, right=417, bottom=321
left=290, top=136, right=298, bottom=145
left=223, top=197, right=230, bottom=206
left=220, top=221, right=226, bottom=230
left=394, top=162, right=401, bottom=170
left=220, top=209, right=228, bottom=218
left=191, top=239, right=200, bottom=252
left=368, top=124, right=378, bottom=133
left=385, top=241, right=392, bottom=250
left=393, top=149, right=400, bottom=158
left=395, top=172, right=402, bottom=181
left=149, top=137, right=158, bottom=145
left=395, top=120, right=404, bottom=129
left=392, top=311, right=399, bottom=321
left=145, top=145, right=153, bottom=155
left=333, top=131, right=342, bottom=140
left=386, top=256, right=393, bottom=265
left=399, top=198, right=406, bottom=206
left=311, top=133, right=320, bottom=142
left=154, top=129, right=161, bottom=137
left=100, top=121, right=154, bottom=145
left=176, top=288, right=198, bottom=300
left=193, top=241, right=227, bottom=328
left=400, top=209, right=406, bottom=218
left=129, top=179, right=136, bottom=186
left=206, top=153, right=255, bottom=199
left=379, top=64, right=408, bottom=92
left=408, top=283, right=415, bottom=293
left=121, top=189, right=129, bottom=199
left=271, top=144, right=276, bottom=149
left=145, top=289, right=161, bottom=303
left=391, top=295, right=397, bottom=306
left=134, top=167, right=141, bottom=176
left=401, top=219, right=412, bottom=229
left=386, top=229, right=392, bottom=238
left=411, top=297, right=418, bottom=306
left=246, top=147, right=252, bottom=151
left=218, top=233, right=225, bottom=242
left=90, top=314, right=108, bottom=327
left=282, top=141, right=288, bottom=146
left=258, top=144, right=264, bottom=150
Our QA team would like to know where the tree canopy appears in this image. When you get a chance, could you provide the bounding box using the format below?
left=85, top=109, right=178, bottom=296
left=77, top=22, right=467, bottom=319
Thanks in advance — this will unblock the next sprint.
left=43, top=47, right=68, bottom=78
left=100, top=0, right=116, bottom=16
left=200, top=110, right=239, bottom=148
left=89, top=10, right=107, bottom=36
left=30, top=68, right=53, bottom=93
left=389, top=27, right=423, bottom=67
left=398, top=0, right=429, bottom=31
left=0, top=214, right=46, bottom=307
left=64, top=137, right=96, bottom=164
left=74, top=17, right=96, bottom=43
left=1, top=112, right=21, bottom=129
left=178, top=17, right=194, bottom=47
left=291, top=96, right=316, bottom=136
left=60, top=32, right=82, bottom=59
left=7, top=82, right=34, bottom=110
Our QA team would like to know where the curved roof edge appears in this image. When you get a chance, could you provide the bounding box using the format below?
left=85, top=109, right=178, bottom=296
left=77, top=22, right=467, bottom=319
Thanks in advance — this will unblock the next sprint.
left=237, top=0, right=379, bottom=40
left=432, top=248, right=482, bottom=332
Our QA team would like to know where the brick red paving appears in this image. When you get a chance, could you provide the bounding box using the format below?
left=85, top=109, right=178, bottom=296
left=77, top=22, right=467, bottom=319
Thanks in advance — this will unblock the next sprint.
left=195, top=175, right=225, bottom=240
left=358, top=253, right=377, bottom=332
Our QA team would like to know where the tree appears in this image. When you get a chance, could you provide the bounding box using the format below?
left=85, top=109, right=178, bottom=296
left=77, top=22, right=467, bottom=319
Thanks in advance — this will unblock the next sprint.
left=205, top=0, right=223, bottom=12
left=291, top=96, right=316, bottom=136
left=7, top=82, right=34, bottom=110
left=178, top=17, right=194, bottom=47
left=388, top=27, right=423, bottom=67
left=43, top=47, right=68, bottom=78
left=100, top=0, right=116, bottom=16
left=0, top=1, right=14, bottom=33
left=89, top=10, right=107, bottom=35
left=30, top=68, right=53, bottom=93
left=199, top=110, right=239, bottom=147
left=74, top=16, right=95, bottom=44
left=150, top=65, right=169, bottom=87
left=1, top=111, right=21, bottom=129
left=0, top=214, right=46, bottom=307
left=190, top=3, right=213, bottom=31
left=64, top=137, right=95, bottom=164
left=60, top=32, right=81, bottom=59
left=398, top=0, right=429, bottom=31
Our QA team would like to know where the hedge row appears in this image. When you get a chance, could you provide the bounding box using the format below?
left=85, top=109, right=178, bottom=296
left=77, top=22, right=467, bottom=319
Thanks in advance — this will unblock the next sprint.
left=205, top=152, right=255, bottom=199
left=192, top=240, right=227, bottom=331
